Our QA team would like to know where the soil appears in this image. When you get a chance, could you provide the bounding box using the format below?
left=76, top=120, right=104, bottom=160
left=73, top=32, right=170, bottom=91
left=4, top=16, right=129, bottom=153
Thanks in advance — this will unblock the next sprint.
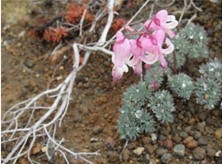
left=1, top=1, right=222, bottom=164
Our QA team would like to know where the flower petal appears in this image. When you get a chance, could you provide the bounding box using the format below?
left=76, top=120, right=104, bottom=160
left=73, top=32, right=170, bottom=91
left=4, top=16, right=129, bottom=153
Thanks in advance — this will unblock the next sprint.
left=159, top=54, right=168, bottom=68
left=139, top=52, right=158, bottom=64
left=112, top=65, right=128, bottom=83
left=166, top=15, right=178, bottom=29
left=161, top=38, right=174, bottom=55
left=112, top=32, right=131, bottom=67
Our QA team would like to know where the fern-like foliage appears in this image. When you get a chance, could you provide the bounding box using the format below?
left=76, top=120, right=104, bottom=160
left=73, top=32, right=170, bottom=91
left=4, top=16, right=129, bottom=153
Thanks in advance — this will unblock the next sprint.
left=123, top=82, right=151, bottom=107
left=195, top=77, right=221, bottom=109
left=148, top=90, right=175, bottom=123
left=167, top=23, right=208, bottom=68
left=178, top=23, right=208, bottom=59
left=118, top=103, right=155, bottom=140
left=168, top=73, right=194, bottom=99
left=199, top=58, right=222, bottom=82
left=144, top=63, right=168, bottom=89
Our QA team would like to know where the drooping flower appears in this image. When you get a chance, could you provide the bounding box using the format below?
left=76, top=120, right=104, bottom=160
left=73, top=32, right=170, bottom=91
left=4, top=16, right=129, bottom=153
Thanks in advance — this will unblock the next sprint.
left=139, top=29, right=174, bottom=68
left=112, top=31, right=131, bottom=82
left=128, top=39, right=144, bottom=75
left=111, top=10, right=178, bottom=82
left=144, top=10, right=178, bottom=38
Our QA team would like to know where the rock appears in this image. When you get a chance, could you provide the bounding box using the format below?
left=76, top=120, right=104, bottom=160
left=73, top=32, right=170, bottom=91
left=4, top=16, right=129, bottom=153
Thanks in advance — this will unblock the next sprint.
left=179, top=131, right=188, bottom=138
left=107, top=151, right=119, bottom=163
left=173, top=144, right=185, bottom=158
left=193, top=147, right=206, bottom=160
left=215, top=128, right=222, bottom=139
left=156, top=148, right=168, bottom=157
left=164, top=139, right=173, bottom=149
left=212, top=109, right=220, bottom=117
left=92, top=126, right=103, bottom=135
left=105, top=137, right=116, bottom=150
left=196, top=122, right=206, bottom=133
left=23, top=60, right=35, bottom=68
left=184, top=126, right=192, bottom=134
left=151, top=133, right=157, bottom=143
left=173, top=134, right=182, bottom=143
left=206, top=145, right=216, bottom=157
left=205, top=127, right=214, bottom=134
left=161, top=153, right=172, bottom=163
left=145, top=144, right=155, bottom=154
left=31, top=143, right=41, bottom=155
left=90, top=137, right=99, bottom=142
left=193, top=131, right=202, bottom=140
left=188, top=118, right=196, bottom=125
left=197, top=137, right=208, bottom=146
left=198, top=112, right=207, bottom=121
left=133, top=147, right=144, bottom=156
left=122, top=148, right=130, bottom=161
left=206, top=118, right=216, bottom=126
left=149, top=159, right=156, bottom=164
left=183, top=136, right=197, bottom=149
left=159, top=135, right=166, bottom=141
left=142, top=136, right=151, bottom=144
left=145, top=154, right=150, bottom=161
left=215, top=150, right=222, bottom=157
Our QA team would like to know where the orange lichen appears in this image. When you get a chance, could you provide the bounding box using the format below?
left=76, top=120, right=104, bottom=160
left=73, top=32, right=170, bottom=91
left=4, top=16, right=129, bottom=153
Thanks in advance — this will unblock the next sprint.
left=43, top=27, right=68, bottom=42
left=111, top=18, right=126, bottom=31
left=65, top=2, right=94, bottom=24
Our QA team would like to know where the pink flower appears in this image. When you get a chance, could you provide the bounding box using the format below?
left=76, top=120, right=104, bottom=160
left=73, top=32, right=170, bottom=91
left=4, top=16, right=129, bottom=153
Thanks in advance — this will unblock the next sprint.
left=145, top=10, right=178, bottom=38
left=139, top=29, right=174, bottom=68
left=112, top=31, right=131, bottom=82
left=128, top=39, right=144, bottom=75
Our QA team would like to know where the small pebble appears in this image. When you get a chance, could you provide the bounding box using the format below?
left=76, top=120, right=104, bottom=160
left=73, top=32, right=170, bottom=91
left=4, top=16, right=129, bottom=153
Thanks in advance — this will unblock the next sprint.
left=164, top=139, right=173, bottom=149
left=145, top=154, right=150, bottom=161
left=92, top=126, right=103, bottom=135
left=193, top=131, right=202, bottom=140
left=161, top=153, right=172, bottom=163
left=215, top=128, right=222, bottom=139
left=90, top=137, right=99, bottom=142
left=206, top=145, right=216, bottom=157
left=159, top=135, right=166, bottom=141
left=133, top=147, right=144, bottom=156
left=193, top=147, right=206, bottom=160
left=188, top=118, right=196, bottom=125
left=149, top=159, right=156, bottom=164
left=173, top=144, right=185, bottom=158
left=142, top=137, right=151, bottom=144
left=183, top=136, right=197, bottom=149
left=197, top=137, right=208, bottom=146
left=179, top=131, right=188, bottom=138
left=145, top=144, right=155, bottom=154
left=173, top=134, right=182, bottom=143
left=215, top=150, right=222, bottom=157
left=122, top=148, right=130, bottom=161
left=156, top=148, right=168, bottom=157
left=151, top=133, right=157, bottom=143
left=105, top=137, right=116, bottom=150
left=198, top=112, right=207, bottom=121
left=107, top=151, right=119, bottom=163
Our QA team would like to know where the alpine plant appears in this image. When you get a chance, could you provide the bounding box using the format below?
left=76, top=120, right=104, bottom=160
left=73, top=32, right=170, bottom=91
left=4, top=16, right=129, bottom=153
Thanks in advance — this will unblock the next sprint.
left=111, top=10, right=178, bottom=82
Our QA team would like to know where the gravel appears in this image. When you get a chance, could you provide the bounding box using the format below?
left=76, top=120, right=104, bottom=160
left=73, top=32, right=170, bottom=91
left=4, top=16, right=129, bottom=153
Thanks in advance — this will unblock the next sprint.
left=173, top=144, right=185, bottom=158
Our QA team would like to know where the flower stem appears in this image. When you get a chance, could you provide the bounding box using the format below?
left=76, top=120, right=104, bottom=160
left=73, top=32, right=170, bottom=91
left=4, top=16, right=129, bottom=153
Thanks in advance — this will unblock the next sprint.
left=173, top=51, right=177, bottom=74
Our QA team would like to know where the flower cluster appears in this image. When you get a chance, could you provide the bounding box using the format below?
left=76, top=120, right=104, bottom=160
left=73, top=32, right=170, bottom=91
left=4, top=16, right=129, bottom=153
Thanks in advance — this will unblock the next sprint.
left=112, top=10, right=178, bottom=82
